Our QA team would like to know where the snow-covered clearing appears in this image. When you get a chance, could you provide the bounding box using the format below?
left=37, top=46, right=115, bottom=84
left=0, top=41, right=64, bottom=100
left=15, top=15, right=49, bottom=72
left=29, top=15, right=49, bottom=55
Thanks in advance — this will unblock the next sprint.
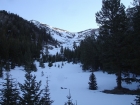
left=0, top=62, right=138, bottom=105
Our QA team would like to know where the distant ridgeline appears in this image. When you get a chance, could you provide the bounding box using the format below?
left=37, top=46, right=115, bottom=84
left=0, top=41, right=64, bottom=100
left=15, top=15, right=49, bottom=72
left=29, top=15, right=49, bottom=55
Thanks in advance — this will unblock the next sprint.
left=0, top=10, right=56, bottom=74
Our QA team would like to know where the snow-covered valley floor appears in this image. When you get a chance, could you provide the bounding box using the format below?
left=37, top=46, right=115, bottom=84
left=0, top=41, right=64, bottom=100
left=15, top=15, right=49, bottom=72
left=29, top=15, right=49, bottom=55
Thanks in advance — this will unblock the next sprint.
left=0, top=62, right=138, bottom=105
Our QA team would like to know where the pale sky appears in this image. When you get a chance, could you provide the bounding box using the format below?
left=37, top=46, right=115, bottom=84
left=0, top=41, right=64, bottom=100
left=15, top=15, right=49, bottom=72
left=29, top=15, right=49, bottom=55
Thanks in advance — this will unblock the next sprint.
left=0, top=0, right=132, bottom=32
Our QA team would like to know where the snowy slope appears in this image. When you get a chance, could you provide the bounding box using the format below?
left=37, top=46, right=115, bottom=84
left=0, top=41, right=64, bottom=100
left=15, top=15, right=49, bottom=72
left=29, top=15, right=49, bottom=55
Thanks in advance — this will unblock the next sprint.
left=0, top=62, right=139, bottom=105
left=30, top=20, right=98, bottom=55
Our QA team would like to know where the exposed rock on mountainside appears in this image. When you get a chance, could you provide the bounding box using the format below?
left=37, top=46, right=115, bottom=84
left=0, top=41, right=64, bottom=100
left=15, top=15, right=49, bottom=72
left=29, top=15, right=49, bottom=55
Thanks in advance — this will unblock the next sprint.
left=31, top=20, right=99, bottom=54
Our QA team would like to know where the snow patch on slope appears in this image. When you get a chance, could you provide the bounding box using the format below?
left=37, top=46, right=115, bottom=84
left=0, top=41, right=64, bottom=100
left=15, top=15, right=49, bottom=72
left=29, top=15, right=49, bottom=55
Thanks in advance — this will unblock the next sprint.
left=31, top=20, right=98, bottom=55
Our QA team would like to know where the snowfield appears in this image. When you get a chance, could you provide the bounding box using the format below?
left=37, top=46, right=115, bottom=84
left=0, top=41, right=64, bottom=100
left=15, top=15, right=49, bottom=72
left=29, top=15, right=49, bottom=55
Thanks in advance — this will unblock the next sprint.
left=0, top=62, right=138, bottom=105
left=31, top=20, right=98, bottom=55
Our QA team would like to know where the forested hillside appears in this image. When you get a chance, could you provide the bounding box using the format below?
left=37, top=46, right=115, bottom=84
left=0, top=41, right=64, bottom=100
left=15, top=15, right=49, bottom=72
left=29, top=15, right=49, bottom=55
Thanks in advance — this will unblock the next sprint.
left=0, top=0, right=140, bottom=105
left=0, top=10, right=56, bottom=76
left=71, top=0, right=140, bottom=91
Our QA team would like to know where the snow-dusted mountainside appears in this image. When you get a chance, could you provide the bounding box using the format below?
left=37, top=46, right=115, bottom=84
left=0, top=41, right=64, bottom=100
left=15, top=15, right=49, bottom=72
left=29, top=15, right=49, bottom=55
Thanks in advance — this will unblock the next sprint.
left=30, top=20, right=98, bottom=54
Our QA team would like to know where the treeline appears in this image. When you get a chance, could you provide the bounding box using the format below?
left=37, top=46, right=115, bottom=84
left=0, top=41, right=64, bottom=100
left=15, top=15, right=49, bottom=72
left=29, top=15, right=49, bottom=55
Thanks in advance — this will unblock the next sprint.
left=96, top=0, right=140, bottom=89
left=40, top=45, right=80, bottom=66
left=57, top=0, right=140, bottom=91
left=0, top=10, right=56, bottom=75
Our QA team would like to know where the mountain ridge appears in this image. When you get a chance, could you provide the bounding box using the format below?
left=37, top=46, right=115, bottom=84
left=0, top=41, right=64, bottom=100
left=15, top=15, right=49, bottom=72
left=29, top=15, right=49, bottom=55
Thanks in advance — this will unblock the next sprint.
left=30, top=20, right=99, bottom=54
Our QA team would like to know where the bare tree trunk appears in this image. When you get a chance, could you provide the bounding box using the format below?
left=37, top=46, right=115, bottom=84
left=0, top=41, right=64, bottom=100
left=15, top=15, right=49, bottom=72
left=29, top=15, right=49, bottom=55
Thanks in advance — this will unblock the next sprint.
left=116, top=70, right=122, bottom=89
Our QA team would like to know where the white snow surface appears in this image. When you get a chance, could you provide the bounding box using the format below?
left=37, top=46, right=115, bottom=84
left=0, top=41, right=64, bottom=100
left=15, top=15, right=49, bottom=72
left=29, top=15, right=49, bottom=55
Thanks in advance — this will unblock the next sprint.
left=0, top=62, right=139, bottom=105
left=30, top=20, right=97, bottom=55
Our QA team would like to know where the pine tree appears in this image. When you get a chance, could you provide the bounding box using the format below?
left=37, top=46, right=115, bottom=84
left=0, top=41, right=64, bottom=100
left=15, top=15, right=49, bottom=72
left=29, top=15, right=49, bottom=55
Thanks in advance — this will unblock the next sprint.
left=132, top=94, right=140, bottom=105
left=48, top=62, right=53, bottom=67
left=64, top=90, right=74, bottom=105
left=42, top=54, right=48, bottom=63
left=73, top=41, right=77, bottom=49
left=5, top=62, right=10, bottom=71
left=30, top=62, right=37, bottom=71
left=41, top=77, right=54, bottom=105
left=0, top=63, right=3, bottom=78
left=130, top=0, right=140, bottom=75
left=135, top=95, right=140, bottom=105
left=58, top=64, right=60, bottom=68
left=0, top=72, right=20, bottom=105
left=11, top=62, right=15, bottom=69
left=96, top=0, right=127, bottom=89
left=60, top=46, right=64, bottom=54
left=24, top=61, right=37, bottom=72
left=24, top=47, right=32, bottom=71
left=39, top=58, right=45, bottom=68
left=62, top=61, right=64, bottom=66
left=79, top=35, right=100, bottom=71
left=19, top=72, right=43, bottom=105
left=88, top=72, right=97, bottom=90
left=41, top=71, right=44, bottom=76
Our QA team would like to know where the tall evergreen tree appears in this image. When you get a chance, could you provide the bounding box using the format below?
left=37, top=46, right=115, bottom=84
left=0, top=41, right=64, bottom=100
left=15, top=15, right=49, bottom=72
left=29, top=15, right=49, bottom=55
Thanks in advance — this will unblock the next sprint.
left=0, top=62, right=3, bottom=78
left=5, top=62, right=10, bottom=71
left=96, top=0, right=127, bottom=89
left=88, top=72, right=98, bottom=90
left=132, top=89, right=140, bottom=105
left=130, top=0, right=140, bottom=75
left=41, top=77, right=54, bottom=105
left=39, top=58, right=45, bottom=68
left=60, top=46, right=64, bottom=54
left=19, top=72, right=43, bottom=105
left=118, top=0, right=140, bottom=85
left=79, top=35, right=100, bottom=71
left=134, top=95, right=140, bottom=105
left=0, top=72, right=20, bottom=105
